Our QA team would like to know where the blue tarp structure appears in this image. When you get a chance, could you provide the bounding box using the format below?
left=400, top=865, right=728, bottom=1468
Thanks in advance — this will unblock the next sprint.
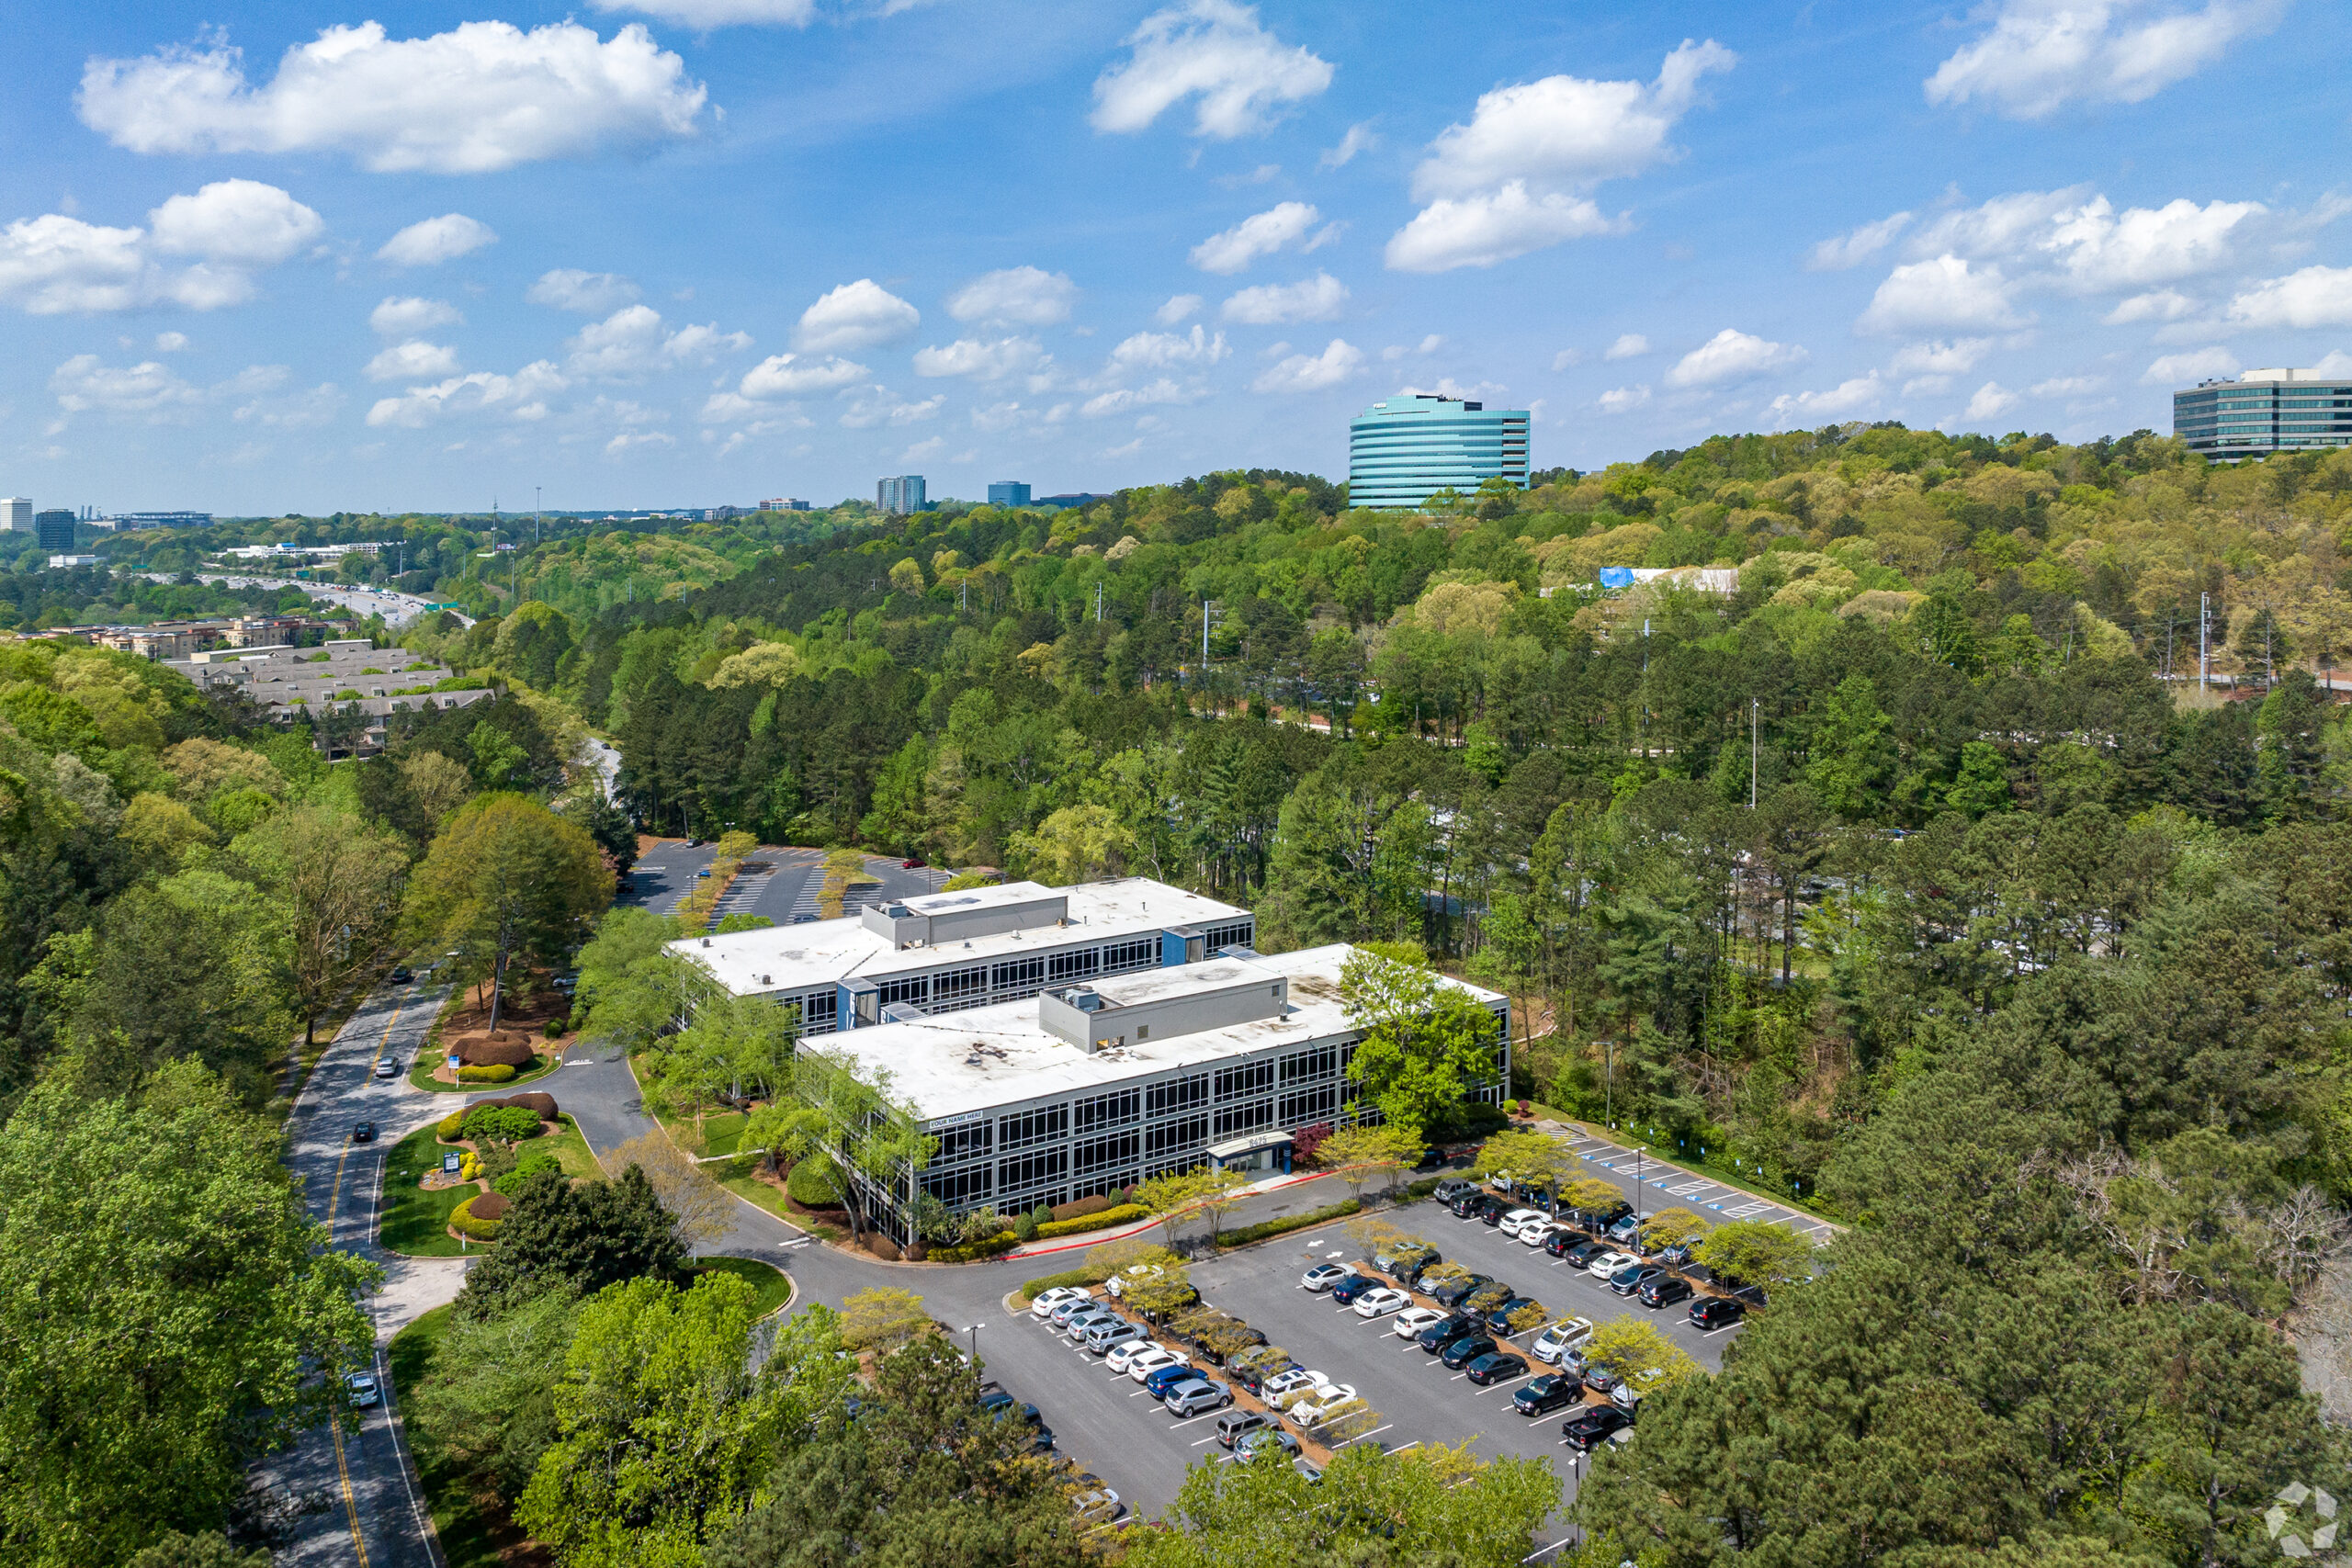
left=1596, top=566, right=1637, bottom=590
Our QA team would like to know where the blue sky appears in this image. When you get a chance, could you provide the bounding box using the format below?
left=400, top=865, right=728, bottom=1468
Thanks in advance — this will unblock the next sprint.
left=4, top=0, right=2348, bottom=514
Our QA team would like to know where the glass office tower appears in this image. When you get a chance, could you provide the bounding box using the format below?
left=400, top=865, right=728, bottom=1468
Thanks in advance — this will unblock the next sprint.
left=2173, top=367, right=2352, bottom=457
left=876, top=475, right=927, bottom=514
left=1347, top=394, right=1531, bottom=508
left=987, top=480, right=1032, bottom=507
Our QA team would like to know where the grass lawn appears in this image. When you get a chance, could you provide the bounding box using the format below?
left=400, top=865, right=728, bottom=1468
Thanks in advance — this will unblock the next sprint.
left=387, top=1306, right=527, bottom=1568
left=379, top=1125, right=475, bottom=1258
left=624, top=1052, right=753, bottom=1155
left=692, top=1256, right=793, bottom=1317
left=538, top=1114, right=601, bottom=1179
left=406, top=1043, right=560, bottom=1094
left=710, top=1153, right=844, bottom=1241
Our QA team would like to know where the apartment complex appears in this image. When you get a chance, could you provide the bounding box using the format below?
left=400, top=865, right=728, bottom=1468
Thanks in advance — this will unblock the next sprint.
left=876, top=475, right=927, bottom=514
left=1347, top=394, right=1531, bottom=509
left=2173, top=367, right=2352, bottom=457
left=674, top=877, right=1509, bottom=1245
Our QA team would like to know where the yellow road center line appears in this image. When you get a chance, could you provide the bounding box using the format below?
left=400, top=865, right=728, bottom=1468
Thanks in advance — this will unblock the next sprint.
left=322, top=994, right=408, bottom=1568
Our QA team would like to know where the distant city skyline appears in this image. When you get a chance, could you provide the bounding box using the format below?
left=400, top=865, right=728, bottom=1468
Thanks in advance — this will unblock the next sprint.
left=5, top=0, right=2348, bottom=513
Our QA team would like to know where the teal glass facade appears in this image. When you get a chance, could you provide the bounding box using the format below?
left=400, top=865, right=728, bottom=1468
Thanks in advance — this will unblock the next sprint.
left=2174, top=369, right=2352, bottom=457
left=1347, top=395, right=1530, bottom=509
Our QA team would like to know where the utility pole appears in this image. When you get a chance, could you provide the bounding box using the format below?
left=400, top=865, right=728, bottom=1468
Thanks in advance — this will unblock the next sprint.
left=2199, top=591, right=2209, bottom=691
left=1750, top=698, right=1759, bottom=809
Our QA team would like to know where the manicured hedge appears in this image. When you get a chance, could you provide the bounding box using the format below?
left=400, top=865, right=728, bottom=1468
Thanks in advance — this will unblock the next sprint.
left=785, top=1160, right=840, bottom=1207
left=1402, top=1176, right=1447, bottom=1201
left=435, top=1111, right=465, bottom=1141
left=1216, top=1199, right=1361, bottom=1249
left=1033, top=1202, right=1148, bottom=1240
left=458, top=1064, right=516, bottom=1084
left=928, top=1232, right=1019, bottom=1263
left=448, top=1194, right=501, bottom=1240
left=462, top=1104, right=542, bottom=1143
left=1019, top=1266, right=1101, bottom=1301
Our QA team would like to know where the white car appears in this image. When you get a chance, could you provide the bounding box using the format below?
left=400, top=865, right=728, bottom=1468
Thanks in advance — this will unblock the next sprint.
left=1261, top=1369, right=1333, bottom=1409
left=1587, top=1249, right=1638, bottom=1280
left=1497, top=1208, right=1547, bottom=1240
left=1352, top=1287, right=1411, bottom=1319
left=1030, top=1286, right=1090, bottom=1321
left=1287, top=1385, right=1361, bottom=1427
left=1301, top=1262, right=1351, bottom=1292
left=1125, top=1347, right=1187, bottom=1382
left=1105, top=1264, right=1163, bottom=1299
left=345, top=1371, right=381, bottom=1408
left=1531, top=1316, right=1596, bottom=1366
left=1520, top=1219, right=1566, bottom=1247
left=1106, top=1337, right=1165, bottom=1374
left=1393, top=1306, right=1447, bottom=1340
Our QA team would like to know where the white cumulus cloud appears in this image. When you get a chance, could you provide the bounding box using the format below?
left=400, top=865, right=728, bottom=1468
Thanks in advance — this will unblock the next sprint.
left=1925, top=0, right=2285, bottom=119
left=1807, top=211, right=1912, bottom=271
left=148, top=178, right=323, bottom=265
left=0, top=182, right=319, bottom=315
left=1891, top=338, right=1994, bottom=376
left=1190, top=201, right=1325, bottom=273
left=1665, top=327, right=1806, bottom=388
left=1769, top=372, right=1884, bottom=424
left=1598, top=385, right=1650, bottom=412
left=154, top=332, right=188, bottom=352
left=1605, top=333, right=1649, bottom=360
left=1082, top=378, right=1204, bottom=418
left=912, top=336, right=1046, bottom=380
left=567, top=304, right=750, bottom=378
left=78, top=21, right=707, bottom=174
left=1385, top=39, right=1733, bottom=273
left=839, top=387, right=944, bottom=428
left=527, top=269, right=640, bottom=313
left=1963, top=381, right=2019, bottom=421
left=366, top=340, right=461, bottom=382
left=1250, top=337, right=1363, bottom=393
left=2041, top=195, right=2261, bottom=289
left=1319, top=121, right=1376, bottom=170
left=1091, top=0, right=1334, bottom=140
left=794, top=278, right=919, bottom=353
left=945, top=266, right=1078, bottom=327
left=379, top=214, right=496, bottom=268
left=1860, top=255, right=2028, bottom=333
left=1220, top=271, right=1348, bottom=324
left=370, top=296, right=461, bottom=337
left=1156, top=294, right=1204, bottom=325
left=2143, top=347, right=2239, bottom=383
left=2105, top=288, right=2196, bottom=323
left=2224, top=265, right=2352, bottom=329
left=1105, top=324, right=1230, bottom=375
left=366, top=359, right=567, bottom=427
left=738, top=353, right=869, bottom=397
left=50, top=355, right=203, bottom=420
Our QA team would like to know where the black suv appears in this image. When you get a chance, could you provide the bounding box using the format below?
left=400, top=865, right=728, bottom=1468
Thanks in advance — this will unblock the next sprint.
left=1476, top=1194, right=1510, bottom=1225
left=1690, top=1296, right=1745, bottom=1330
left=1484, top=1295, right=1539, bottom=1336
left=1542, top=1227, right=1590, bottom=1258
left=1512, top=1373, right=1584, bottom=1416
left=1638, top=1275, right=1693, bottom=1309
left=1426, top=1272, right=1491, bottom=1309
left=1416, top=1312, right=1480, bottom=1353
left=1446, top=1190, right=1487, bottom=1219
left=1440, top=1334, right=1499, bottom=1371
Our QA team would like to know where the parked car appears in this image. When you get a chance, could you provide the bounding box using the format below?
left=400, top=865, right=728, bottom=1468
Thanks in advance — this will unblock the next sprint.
left=901, top=857, right=926, bottom=869
left=1287, top=1385, right=1361, bottom=1427
left=1085, top=1320, right=1148, bottom=1356
left=345, top=1371, right=381, bottom=1409
left=350, top=1122, right=376, bottom=1144
left=1497, top=1208, right=1547, bottom=1240
left=1586, top=1250, right=1638, bottom=1280
left=1393, top=1307, right=1448, bottom=1341
left=1163, top=1379, right=1234, bottom=1417
left=389, top=965, right=412, bottom=983
left=1373, top=1240, right=1438, bottom=1276
left=1731, top=1283, right=1771, bottom=1309
left=1476, top=1195, right=1510, bottom=1225
left=1464, top=1350, right=1530, bottom=1387
left=1613, top=1368, right=1668, bottom=1410
left=1232, top=1359, right=1298, bottom=1399
left=1520, top=1219, right=1567, bottom=1248
left=1513, top=1372, right=1585, bottom=1416
left=1484, top=1296, right=1541, bottom=1336
left=1104, top=1264, right=1164, bottom=1298
left=1426, top=1273, right=1491, bottom=1309
left=1292, top=1457, right=1325, bottom=1484
left=1046, top=1295, right=1098, bottom=1327
left=1463, top=1281, right=1514, bottom=1315
left=1261, top=1369, right=1332, bottom=1409
left=1233, top=1427, right=1302, bottom=1461
left=1110, top=1341, right=1174, bottom=1376
left=1543, top=1227, right=1592, bottom=1258
left=1441, top=1335, right=1499, bottom=1371
left=1301, top=1262, right=1350, bottom=1292
left=1638, top=1275, right=1693, bottom=1309
left=1579, top=1365, right=1624, bottom=1398
left=1214, top=1409, right=1273, bottom=1448
left=371, top=1058, right=399, bottom=1079
left=1353, top=1287, right=1411, bottom=1319
left=1062, top=1307, right=1117, bottom=1340
left=1031, top=1287, right=1090, bottom=1320
left=1328, top=1274, right=1378, bottom=1305
left=1070, top=1488, right=1123, bottom=1525
left=1412, top=1146, right=1448, bottom=1172
left=1446, top=1190, right=1487, bottom=1219
left=1191, top=1325, right=1265, bottom=1365
left=1562, top=1404, right=1634, bottom=1450
left=1609, top=1264, right=1667, bottom=1298
left=1531, top=1317, right=1596, bottom=1366
left=1690, top=1296, right=1746, bottom=1331
left=1431, top=1177, right=1479, bottom=1204
left=1143, top=1364, right=1202, bottom=1398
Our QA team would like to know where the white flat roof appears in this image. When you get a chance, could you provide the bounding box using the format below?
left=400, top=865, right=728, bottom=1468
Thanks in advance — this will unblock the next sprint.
left=812, top=944, right=1505, bottom=1124
left=673, top=875, right=1250, bottom=998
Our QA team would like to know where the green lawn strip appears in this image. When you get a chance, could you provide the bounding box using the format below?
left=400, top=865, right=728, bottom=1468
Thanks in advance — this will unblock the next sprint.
left=386, top=1306, right=514, bottom=1568
left=538, top=1114, right=601, bottom=1179
left=379, top=1125, right=475, bottom=1258
left=624, top=1050, right=750, bottom=1155
left=691, top=1256, right=792, bottom=1318
left=711, top=1153, right=845, bottom=1242
left=407, top=1047, right=561, bottom=1095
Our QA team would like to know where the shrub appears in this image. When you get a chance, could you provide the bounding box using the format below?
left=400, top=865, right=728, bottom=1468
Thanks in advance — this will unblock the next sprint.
left=841, top=1286, right=931, bottom=1351
left=458, top=1064, right=517, bottom=1084
left=1020, top=1266, right=1097, bottom=1302
left=463, top=1104, right=542, bottom=1143
left=1033, top=1202, right=1148, bottom=1240
left=449, top=1194, right=502, bottom=1240
left=460, top=1037, right=536, bottom=1068
left=1030, top=1203, right=1052, bottom=1229
left=543, top=1018, right=566, bottom=1040
left=1215, top=1199, right=1360, bottom=1249
left=492, top=1151, right=564, bottom=1197
left=928, top=1232, right=1019, bottom=1263
left=458, top=1151, right=480, bottom=1181
left=1050, top=1192, right=1114, bottom=1223
left=1505, top=1302, right=1550, bottom=1335
left=435, top=1111, right=465, bottom=1141
left=784, top=1160, right=841, bottom=1208
left=1012, top=1212, right=1038, bottom=1242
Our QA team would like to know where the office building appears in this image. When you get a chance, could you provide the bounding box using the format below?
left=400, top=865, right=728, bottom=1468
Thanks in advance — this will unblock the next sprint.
left=1347, top=394, right=1531, bottom=509
left=876, top=475, right=927, bottom=514
left=674, top=876, right=1508, bottom=1245
left=760, top=498, right=812, bottom=512
left=2174, top=368, right=2352, bottom=457
left=116, top=512, right=213, bottom=529
left=47, top=555, right=100, bottom=570
left=0, top=499, right=28, bottom=534
left=987, top=480, right=1033, bottom=508
left=34, top=511, right=74, bottom=552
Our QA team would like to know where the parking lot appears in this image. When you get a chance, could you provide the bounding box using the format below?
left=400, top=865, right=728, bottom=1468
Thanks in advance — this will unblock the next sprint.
left=976, top=1189, right=1747, bottom=1528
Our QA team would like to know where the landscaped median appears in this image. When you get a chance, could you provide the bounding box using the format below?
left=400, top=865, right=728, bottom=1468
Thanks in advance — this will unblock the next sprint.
left=378, top=1102, right=598, bottom=1258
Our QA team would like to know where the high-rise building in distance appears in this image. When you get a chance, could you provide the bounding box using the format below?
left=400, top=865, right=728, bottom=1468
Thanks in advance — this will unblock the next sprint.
left=2173, top=367, right=2352, bottom=457
left=987, top=480, right=1032, bottom=507
left=876, top=475, right=927, bottom=514
left=1347, top=394, right=1531, bottom=509
left=0, top=498, right=28, bottom=534
left=33, top=511, right=74, bottom=551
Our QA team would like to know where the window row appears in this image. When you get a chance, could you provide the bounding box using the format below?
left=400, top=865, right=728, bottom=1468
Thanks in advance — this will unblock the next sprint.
left=1000, top=1104, right=1069, bottom=1151
left=1215, top=1060, right=1274, bottom=1100
left=1281, top=1044, right=1336, bottom=1083
left=1214, top=1098, right=1275, bottom=1138
left=1279, top=1084, right=1338, bottom=1126
left=1075, top=1130, right=1140, bottom=1174
left=1102, top=936, right=1159, bottom=973
left=933, top=1122, right=993, bottom=1166
left=1074, top=1087, right=1140, bottom=1132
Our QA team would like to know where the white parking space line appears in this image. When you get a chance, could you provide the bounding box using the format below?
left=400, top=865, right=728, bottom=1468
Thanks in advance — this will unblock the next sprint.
left=1723, top=1202, right=1772, bottom=1218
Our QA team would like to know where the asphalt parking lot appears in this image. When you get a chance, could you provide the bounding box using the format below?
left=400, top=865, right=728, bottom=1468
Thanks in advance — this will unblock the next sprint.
left=978, top=1190, right=1746, bottom=1528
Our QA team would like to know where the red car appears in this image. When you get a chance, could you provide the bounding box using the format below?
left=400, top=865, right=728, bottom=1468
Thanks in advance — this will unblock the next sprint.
left=901, top=857, right=926, bottom=869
